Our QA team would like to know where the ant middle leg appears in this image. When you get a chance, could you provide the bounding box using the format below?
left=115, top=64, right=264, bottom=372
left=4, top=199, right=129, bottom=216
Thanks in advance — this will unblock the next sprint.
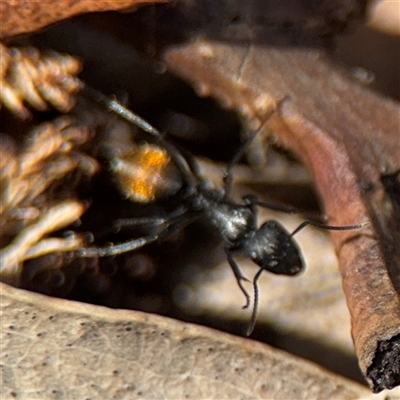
left=243, top=194, right=306, bottom=215
left=290, top=220, right=369, bottom=237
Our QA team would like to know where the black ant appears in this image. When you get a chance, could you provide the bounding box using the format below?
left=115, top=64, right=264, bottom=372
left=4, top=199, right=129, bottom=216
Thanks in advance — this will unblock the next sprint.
left=78, top=86, right=366, bottom=335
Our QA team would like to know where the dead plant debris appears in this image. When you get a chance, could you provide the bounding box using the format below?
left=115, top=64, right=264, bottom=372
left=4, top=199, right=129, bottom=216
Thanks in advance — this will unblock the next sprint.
left=0, top=0, right=399, bottom=395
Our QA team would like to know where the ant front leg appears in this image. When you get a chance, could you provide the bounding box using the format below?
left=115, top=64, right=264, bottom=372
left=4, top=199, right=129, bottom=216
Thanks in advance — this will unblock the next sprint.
left=226, top=253, right=251, bottom=309
left=223, top=110, right=277, bottom=198
left=223, top=133, right=256, bottom=199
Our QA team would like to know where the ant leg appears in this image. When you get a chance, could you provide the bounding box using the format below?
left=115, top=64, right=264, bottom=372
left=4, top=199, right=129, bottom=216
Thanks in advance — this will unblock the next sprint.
left=244, top=195, right=324, bottom=222
left=78, top=212, right=200, bottom=258
left=226, top=253, right=251, bottom=309
left=77, top=234, right=159, bottom=257
left=223, top=110, right=277, bottom=198
left=83, top=85, right=197, bottom=190
left=223, top=132, right=255, bottom=198
left=173, top=143, right=203, bottom=181
left=246, top=267, right=264, bottom=336
left=114, top=217, right=170, bottom=230
left=114, top=206, right=189, bottom=231
left=244, top=195, right=369, bottom=232
left=82, top=85, right=163, bottom=138
left=243, top=195, right=300, bottom=214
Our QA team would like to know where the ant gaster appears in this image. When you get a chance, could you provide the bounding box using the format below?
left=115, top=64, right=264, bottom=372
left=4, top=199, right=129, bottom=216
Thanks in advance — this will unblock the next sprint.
left=78, top=86, right=366, bottom=335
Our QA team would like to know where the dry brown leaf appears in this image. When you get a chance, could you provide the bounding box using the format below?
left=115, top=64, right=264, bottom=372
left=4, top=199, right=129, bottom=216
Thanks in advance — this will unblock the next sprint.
left=367, top=0, right=400, bottom=36
left=0, top=0, right=166, bottom=39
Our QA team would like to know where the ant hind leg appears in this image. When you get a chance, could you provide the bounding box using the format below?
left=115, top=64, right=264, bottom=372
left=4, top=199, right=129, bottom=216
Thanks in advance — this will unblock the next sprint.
left=77, top=234, right=160, bottom=257
left=78, top=212, right=199, bottom=258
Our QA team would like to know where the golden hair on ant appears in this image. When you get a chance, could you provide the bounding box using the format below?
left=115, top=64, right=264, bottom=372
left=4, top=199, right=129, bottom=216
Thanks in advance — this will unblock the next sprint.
left=111, top=143, right=183, bottom=203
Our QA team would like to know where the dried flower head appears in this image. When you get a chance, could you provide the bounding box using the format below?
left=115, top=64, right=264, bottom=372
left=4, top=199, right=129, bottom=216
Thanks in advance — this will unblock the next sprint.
left=0, top=41, right=82, bottom=119
left=0, top=117, right=98, bottom=285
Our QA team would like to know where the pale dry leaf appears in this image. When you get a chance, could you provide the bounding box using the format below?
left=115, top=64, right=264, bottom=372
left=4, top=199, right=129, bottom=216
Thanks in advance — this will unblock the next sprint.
left=0, top=282, right=372, bottom=400
left=0, top=201, right=85, bottom=284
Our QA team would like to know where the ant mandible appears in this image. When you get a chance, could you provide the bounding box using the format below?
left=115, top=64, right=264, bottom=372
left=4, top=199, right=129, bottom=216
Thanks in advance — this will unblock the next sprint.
left=78, top=86, right=366, bottom=335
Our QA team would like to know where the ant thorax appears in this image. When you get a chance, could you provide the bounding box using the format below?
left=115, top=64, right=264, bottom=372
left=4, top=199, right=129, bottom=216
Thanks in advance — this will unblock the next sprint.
left=194, top=188, right=256, bottom=245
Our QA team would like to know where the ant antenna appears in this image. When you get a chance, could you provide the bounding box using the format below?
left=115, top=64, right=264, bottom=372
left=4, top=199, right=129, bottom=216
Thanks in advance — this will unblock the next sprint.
left=246, top=267, right=264, bottom=336
left=290, top=220, right=369, bottom=237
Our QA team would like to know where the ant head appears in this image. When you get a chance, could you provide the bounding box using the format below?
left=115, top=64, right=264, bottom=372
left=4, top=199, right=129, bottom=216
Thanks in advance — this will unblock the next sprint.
left=247, top=220, right=304, bottom=275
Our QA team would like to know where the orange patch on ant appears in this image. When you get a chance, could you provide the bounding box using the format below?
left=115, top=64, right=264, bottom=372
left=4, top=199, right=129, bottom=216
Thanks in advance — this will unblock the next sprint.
left=111, top=144, right=181, bottom=203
